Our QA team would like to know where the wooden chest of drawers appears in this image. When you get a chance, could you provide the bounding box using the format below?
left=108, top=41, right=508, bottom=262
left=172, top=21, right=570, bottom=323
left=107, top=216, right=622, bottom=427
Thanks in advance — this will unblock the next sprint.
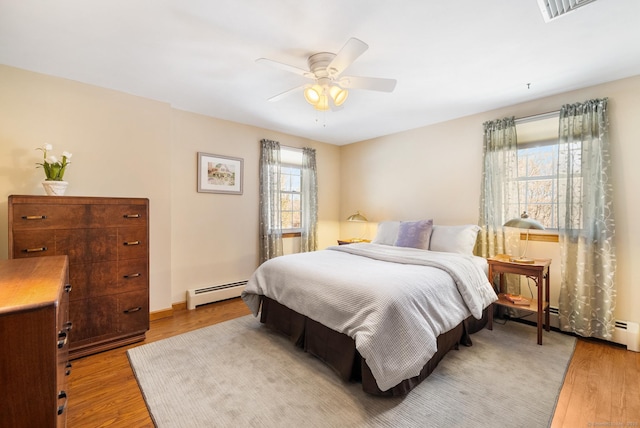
left=8, top=195, right=149, bottom=359
left=0, top=256, right=71, bottom=428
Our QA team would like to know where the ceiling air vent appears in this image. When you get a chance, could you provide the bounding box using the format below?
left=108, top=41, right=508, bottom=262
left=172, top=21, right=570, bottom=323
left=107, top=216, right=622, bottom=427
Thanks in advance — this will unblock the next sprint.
left=537, top=0, right=599, bottom=22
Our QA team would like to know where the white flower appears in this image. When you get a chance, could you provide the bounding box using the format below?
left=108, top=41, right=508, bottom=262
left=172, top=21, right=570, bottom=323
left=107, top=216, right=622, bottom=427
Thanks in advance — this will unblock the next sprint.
left=36, top=144, right=73, bottom=181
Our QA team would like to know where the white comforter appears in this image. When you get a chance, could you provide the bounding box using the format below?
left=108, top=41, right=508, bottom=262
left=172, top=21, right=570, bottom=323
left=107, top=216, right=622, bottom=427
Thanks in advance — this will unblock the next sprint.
left=242, top=243, right=497, bottom=391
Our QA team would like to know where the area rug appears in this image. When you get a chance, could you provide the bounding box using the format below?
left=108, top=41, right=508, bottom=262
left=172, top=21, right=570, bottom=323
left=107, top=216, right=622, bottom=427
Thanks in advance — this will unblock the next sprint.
left=127, top=316, right=576, bottom=428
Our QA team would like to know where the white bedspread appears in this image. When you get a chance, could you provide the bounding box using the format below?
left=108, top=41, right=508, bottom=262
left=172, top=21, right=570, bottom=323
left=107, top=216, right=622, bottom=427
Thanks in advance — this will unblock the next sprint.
left=242, top=243, right=497, bottom=391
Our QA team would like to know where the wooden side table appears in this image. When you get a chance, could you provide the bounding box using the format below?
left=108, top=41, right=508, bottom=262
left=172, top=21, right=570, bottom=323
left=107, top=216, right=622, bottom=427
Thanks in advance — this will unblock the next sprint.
left=487, top=256, right=551, bottom=345
left=337, top=239, right=371, bottom=245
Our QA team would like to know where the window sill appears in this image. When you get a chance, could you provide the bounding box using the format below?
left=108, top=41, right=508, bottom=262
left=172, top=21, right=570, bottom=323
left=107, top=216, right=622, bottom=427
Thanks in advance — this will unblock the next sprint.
left=283, top=232, right=301, bottom=238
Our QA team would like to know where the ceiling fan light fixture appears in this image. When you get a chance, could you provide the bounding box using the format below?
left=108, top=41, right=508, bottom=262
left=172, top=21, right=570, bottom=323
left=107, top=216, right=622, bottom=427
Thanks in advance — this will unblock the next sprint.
left=329, top=85, right=348, bottom=106
left=303, top=84, right=322, bottom=105
left=314, top=94, right=330, bottom=111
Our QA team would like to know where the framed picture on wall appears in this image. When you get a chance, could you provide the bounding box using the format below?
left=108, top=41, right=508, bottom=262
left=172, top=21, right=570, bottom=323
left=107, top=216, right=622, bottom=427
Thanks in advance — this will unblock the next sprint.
left=197, top=152, right=243, bottom=195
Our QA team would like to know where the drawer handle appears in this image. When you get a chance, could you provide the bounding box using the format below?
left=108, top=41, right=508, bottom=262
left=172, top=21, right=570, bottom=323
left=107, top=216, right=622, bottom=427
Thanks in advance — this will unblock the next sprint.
left=64, top=321, right=73, bottom=331
left=65, top=283, right=72, bottom=293
left=21, top=215, right=47, bottom=220
left=124, top=241, right=140, bottom=246
left=124, top=306, right=142, bottom=314
left=23, top=247, right=47, bottom=253
left=57, top=391, right=67, bottom=415
left=65, top=361, right=72, bottom=376
left=57, top=331, right=68, bottom=349
left=124, top=273, right=141, bottom=279
left=123, top=214, right=141, bottom=218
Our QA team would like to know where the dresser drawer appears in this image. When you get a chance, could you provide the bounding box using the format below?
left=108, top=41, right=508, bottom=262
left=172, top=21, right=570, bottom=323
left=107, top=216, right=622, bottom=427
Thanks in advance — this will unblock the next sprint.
left=118, top=227, right=148, bottom=260
left=12, top=229, right=119, bottom=263
left=118, top=289, right=149, bottom=334
left=11, top=204, right=89, bottom=230
left=118, top=258, right=149, bottom=293
left=90, top=204, right=148, bottom=228
left=10, top=230, right=56, bottom=258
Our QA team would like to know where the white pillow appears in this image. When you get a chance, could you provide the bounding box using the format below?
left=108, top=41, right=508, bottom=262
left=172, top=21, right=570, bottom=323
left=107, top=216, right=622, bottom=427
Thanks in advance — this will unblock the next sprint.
left=371, top=221, right=400, bottom=245
left=429, top=224, right=481, bottom=255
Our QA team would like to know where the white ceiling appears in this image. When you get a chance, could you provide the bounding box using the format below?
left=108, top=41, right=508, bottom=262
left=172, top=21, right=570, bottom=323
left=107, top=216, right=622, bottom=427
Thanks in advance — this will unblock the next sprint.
left=1, top=0, right=639, bottom=146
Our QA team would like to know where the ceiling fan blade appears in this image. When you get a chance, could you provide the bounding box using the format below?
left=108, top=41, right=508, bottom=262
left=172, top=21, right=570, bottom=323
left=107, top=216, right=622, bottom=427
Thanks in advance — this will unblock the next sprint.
left=267, top=85, right=304, bottom=102
left=339, top=76, right=397, bottom=92
left=256, top=58, right=314, bottom=79
left=327, top=38, right=368, bottom=76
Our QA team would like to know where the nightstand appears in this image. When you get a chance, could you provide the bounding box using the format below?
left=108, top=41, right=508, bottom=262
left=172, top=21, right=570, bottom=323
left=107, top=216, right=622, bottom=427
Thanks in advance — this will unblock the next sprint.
left=337, top=239, right=371, bottom=245
left=487, top=256, right=551, bottom=345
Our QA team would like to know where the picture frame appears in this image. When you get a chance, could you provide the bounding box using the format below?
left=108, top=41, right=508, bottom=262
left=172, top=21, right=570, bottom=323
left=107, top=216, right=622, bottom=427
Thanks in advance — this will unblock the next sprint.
left=197, top=152, right=243, bottom=195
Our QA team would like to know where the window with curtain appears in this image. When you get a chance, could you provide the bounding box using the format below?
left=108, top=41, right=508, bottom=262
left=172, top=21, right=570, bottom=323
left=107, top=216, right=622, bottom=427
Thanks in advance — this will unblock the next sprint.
left=259, top=140, right=317, bottom=263
left=480, top=99, right=616, bottom=340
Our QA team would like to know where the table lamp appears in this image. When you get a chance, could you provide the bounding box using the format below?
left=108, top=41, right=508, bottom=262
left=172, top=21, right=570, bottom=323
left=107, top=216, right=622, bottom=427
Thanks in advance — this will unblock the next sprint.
left=503, top=211, right=545, bottom=263
left=347, top=211, right=368, bottom=242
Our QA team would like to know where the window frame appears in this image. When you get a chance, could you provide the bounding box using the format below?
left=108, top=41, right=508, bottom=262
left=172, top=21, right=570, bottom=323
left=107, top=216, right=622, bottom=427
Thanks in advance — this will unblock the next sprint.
left=279, top=162, right=303, bottom=234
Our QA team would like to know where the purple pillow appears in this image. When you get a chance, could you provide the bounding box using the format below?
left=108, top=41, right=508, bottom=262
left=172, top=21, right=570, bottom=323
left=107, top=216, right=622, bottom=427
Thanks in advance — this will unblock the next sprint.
left=394, top=219, right=433, bottom=250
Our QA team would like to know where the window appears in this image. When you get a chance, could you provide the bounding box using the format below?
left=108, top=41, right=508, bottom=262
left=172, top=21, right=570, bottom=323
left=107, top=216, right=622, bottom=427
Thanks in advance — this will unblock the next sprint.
left=280, top=147, right=304, bottom=232
left=280, top=165, right=301, bottom=231
left=513, top=115, right=560, bottom=230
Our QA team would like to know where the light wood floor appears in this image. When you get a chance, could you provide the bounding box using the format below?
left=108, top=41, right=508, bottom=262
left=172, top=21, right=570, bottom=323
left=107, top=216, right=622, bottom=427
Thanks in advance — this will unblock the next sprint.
left=66, top=298, right=640, bottom=427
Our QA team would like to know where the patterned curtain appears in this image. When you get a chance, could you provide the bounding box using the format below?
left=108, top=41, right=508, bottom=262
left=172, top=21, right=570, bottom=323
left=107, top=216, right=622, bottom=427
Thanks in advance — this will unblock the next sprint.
left=557, top=98, right=616, bottom=339
left=300, top=147, right=318, bottom=253
left=259, top=139, right=283, bottom=263
left=477, top=117, right=521, bottom=293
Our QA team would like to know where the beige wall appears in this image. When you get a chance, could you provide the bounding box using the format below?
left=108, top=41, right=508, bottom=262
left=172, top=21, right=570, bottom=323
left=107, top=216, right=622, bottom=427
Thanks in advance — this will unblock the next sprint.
left=0, top=65, right=341, bottom=312
left=339, top=75, right=640, bottom=327
left=169, top=110, right=340, bottom=304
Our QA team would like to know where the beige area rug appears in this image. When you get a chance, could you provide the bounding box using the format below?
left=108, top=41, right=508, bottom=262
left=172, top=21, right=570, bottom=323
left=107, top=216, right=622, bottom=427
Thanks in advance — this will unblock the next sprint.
left=127, top=315, right=575, bottom=428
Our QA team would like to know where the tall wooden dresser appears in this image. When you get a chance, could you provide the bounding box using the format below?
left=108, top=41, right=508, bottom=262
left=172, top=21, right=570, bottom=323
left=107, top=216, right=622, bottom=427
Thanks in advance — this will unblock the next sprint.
left=0, top=256, right=71, bottom=428
left=8, top=195, right=149, bottom=359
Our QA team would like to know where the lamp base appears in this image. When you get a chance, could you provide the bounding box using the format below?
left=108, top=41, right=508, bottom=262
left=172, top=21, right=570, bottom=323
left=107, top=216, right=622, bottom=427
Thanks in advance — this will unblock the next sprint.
left=509, top=257, right=535, bottom=264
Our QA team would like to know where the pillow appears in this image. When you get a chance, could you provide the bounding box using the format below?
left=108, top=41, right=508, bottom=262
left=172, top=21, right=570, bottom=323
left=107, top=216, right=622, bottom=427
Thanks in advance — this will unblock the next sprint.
left=429, top=224, right=481, bottom=255
left=371, top=221, right=400, bottom=245
left=394, top=219, right=433, bottom=250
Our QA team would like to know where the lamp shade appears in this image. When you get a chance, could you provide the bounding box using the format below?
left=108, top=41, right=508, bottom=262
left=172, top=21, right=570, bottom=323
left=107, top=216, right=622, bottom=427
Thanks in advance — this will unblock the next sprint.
left=347, top=211, right=368, bottom=222
left=504, top=211, right=545, bottom=230
left=329, top=85, right=348, bottom=106
left=503, top=211, right=544, bottom=263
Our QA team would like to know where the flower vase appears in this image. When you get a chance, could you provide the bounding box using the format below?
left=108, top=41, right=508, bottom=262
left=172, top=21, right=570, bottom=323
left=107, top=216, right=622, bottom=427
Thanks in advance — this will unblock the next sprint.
left=42, top=180, right=68, bottom=196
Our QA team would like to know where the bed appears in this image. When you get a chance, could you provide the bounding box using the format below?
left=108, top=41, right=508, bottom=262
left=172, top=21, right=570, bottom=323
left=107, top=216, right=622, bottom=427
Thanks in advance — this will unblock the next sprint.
left=241, top=221, right=497, bottom=396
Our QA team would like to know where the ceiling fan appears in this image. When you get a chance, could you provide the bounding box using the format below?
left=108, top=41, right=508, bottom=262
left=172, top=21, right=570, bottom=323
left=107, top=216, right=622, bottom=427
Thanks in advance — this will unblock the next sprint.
left=256, top=38, right=397, bottom=111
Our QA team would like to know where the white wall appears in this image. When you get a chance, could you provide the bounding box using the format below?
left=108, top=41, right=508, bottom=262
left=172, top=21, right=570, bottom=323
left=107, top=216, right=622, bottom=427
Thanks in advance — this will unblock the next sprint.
left=339, top=75, right=640, bottom=327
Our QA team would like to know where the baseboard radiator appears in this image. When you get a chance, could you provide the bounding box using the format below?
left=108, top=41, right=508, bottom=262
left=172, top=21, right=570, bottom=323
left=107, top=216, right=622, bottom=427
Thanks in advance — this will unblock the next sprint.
left=186, top=280, right=248, bottom=310
left=526, top=306, right=640, bottom=352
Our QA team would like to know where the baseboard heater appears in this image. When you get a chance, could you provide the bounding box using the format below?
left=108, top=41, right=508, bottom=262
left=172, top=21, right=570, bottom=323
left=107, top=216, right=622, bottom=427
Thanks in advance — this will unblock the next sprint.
left=539, top=306, right=640, bottom=352
left=186, top=280, right=248, bottom=310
